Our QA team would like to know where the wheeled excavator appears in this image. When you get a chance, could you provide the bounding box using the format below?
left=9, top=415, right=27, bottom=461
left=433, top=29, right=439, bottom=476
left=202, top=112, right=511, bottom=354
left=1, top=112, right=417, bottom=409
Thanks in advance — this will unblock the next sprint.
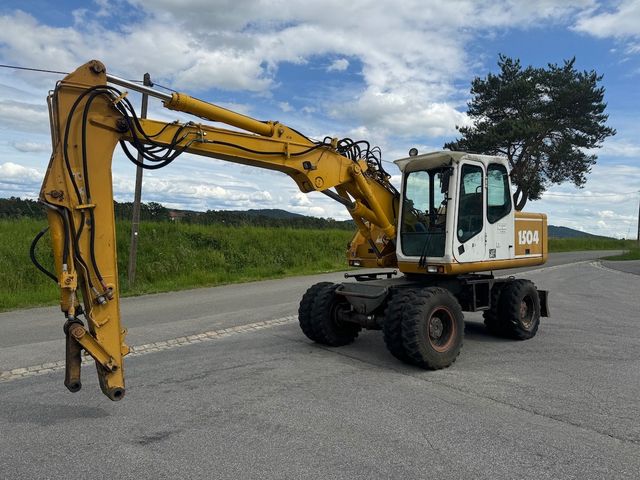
left=33, top=61, right=549, bottom=400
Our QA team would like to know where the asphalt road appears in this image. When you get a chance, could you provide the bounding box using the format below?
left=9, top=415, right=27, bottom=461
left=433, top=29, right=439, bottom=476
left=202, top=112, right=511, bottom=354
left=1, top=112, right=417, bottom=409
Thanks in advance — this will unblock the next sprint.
left=1, top=251, right=639, bottom=479
left=0, top=250, right=623, bottom=370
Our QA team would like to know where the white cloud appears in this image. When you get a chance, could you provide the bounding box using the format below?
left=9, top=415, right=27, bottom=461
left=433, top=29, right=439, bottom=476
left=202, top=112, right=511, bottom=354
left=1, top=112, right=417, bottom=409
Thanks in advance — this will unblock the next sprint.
left=0, top=100, right=49, bottom=133
left=0, top=162, right=42, bottom=181
left=327, top=58, right=349, bottom=72
left=340, top=92, right=470, bottom=137
left=11, top=141, right=50, bottom=153
left=289, top=191, right=311, bottom=207
left=172, top=52, right=273, bottom=92
left=573, top=1, right=640, bottom=38
left=0, top=1, right=598, bottom=138
left=532, top=163, right=640, bottom=238
left=0, top=162, right=43, bottom=198
left=110, top=164, right=276, bottom=212
left=278, top=102, right=293, bottom=113
left=597, top=209, right=636, bottom=221
left=288, top=204, right=327, bottom=217
left=94, top=0, right=117, bottom=17
left=287, top=191, right=328, bottom=217
left=597, top=138, right=640, bottom=158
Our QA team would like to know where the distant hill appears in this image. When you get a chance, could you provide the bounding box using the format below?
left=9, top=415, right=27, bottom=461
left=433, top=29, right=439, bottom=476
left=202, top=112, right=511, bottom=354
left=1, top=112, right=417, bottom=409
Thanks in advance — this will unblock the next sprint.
left=548, top=225, right=608, bottom=239
left=0, top=197, right=354, bottom=229
left=189, top=208, right=354, bottom=229
left=244, top=209, right=305, bottom=219
left=0, top=197, right=610, bottom=237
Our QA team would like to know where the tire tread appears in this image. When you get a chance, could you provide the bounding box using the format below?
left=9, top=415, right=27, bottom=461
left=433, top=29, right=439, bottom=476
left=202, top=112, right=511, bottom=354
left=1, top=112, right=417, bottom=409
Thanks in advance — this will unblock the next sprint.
left=498, top=279, right=540, bottom=340
left=298, top=282, right=332, bottom=342
left=401, top=287, right=464, bottom=370
left=310, top=284, right=360, bottom=346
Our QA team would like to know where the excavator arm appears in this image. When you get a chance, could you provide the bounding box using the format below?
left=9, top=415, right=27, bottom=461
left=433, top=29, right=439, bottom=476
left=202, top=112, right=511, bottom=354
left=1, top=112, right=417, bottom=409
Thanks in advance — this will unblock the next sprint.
left=38, top=60, right=399, bottom=400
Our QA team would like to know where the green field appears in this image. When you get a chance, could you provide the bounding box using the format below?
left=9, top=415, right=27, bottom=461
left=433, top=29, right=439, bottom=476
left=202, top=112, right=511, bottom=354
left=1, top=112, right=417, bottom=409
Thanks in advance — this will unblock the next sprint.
left=0, top=219, right=353, bottom=311
left=0, top=218, right=637, bottom=311
left=548, top=237, right=635, bottom=252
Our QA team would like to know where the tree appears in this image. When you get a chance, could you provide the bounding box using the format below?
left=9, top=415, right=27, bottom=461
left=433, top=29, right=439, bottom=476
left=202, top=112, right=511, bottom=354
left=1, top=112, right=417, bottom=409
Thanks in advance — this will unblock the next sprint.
left=444, top=55, right=616, bottom=210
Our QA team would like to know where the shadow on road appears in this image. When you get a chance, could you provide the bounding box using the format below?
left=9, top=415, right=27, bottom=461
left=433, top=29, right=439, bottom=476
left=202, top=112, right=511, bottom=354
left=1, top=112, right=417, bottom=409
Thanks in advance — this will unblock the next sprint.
left=463, top=321, right=511, bottom=343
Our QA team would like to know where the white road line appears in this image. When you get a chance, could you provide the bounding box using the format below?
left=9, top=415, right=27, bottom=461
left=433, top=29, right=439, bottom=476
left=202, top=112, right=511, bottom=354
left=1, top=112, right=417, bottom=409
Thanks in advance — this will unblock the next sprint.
left=590, top=260, right=640, bottom=278
left=496, top=259, right=592, bottom=277
left=0, top=315, right=298, bottom=384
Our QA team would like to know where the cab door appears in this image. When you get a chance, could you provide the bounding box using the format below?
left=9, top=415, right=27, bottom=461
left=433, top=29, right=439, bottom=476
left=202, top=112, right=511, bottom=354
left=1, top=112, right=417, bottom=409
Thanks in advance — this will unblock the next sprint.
left=453, top=161, right=485, bottom=262
left=485, top=162, right=514, bottom=260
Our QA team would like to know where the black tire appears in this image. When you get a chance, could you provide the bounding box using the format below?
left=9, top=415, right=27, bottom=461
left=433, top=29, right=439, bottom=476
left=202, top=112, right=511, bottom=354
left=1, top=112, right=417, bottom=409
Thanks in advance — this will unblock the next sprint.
left=309, top=283, right=361, bottom=346
left=298, top=282, right=332, bottom=342
left=382, top=288, right=415, bottom=363
left=497, top=279, right=540, bottom=340
left=483, top=282, right=505, bottom=336
left=401, top=287, right=464, bottom=369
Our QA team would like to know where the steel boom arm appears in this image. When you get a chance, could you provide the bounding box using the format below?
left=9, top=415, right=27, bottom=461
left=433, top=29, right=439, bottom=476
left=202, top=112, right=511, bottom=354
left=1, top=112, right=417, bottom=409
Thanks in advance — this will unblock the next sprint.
left=39, top=60, right=398, bottom=400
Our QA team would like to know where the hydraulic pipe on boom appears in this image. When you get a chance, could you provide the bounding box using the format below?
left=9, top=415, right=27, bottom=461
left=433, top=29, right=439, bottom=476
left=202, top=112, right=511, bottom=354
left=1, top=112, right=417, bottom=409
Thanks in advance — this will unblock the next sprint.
left=39, top=60, right=400, bottom=400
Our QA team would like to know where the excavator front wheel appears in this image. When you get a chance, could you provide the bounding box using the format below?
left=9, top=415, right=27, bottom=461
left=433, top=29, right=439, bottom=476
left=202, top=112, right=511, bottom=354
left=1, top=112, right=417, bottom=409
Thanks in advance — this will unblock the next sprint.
left=382, top=288, right=416, bottom=363
left=400, top=287, right=464, bottom=370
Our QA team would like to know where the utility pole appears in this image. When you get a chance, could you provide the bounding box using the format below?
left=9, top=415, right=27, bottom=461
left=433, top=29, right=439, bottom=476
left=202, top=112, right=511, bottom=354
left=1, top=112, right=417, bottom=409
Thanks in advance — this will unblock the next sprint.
left=127, top=73, right=152, bottom=286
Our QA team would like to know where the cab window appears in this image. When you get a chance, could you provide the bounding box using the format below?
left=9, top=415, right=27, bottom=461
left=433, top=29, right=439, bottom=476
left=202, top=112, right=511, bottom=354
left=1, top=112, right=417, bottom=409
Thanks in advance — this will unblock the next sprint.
left=487, top=163, right=511, bottom=223
left=457, top=164, right=483, bottom=243
left=400, top=168, right=449, bottom=257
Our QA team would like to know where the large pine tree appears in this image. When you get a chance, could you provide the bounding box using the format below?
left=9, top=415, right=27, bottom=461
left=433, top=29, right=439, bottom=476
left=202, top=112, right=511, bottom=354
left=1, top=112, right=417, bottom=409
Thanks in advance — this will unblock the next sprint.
left=445, top=55, right=616, bottom=210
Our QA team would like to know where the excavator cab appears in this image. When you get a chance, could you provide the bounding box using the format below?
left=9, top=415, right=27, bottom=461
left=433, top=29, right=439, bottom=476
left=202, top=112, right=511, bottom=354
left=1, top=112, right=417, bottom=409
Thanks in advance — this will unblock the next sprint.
left=394, top=151, right=547, bottom=275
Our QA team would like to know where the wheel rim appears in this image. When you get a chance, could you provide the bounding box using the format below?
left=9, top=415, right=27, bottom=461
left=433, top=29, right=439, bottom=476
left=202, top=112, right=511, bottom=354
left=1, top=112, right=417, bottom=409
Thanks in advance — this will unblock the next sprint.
left=519, top=295, right=535, bottom=329
left=330, top=299, right=351, bottom=329
left=427, top=307, right=456, bottom=352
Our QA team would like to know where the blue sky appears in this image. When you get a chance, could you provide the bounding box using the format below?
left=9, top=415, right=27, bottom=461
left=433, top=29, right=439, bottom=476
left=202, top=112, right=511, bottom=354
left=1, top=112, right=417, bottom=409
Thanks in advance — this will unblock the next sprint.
left=1, top=0, right=639, bottom=237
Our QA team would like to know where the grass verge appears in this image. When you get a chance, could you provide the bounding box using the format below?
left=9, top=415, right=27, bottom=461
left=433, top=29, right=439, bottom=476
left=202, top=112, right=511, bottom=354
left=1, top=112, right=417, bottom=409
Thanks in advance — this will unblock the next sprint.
left=0, top=219, right=352, bottom=312
left=603, top=247, right=640, bottom=261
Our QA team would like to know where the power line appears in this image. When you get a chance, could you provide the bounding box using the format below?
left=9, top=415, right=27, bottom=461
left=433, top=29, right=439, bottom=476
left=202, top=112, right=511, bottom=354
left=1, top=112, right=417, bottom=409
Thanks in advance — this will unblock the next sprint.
left=0, top=63, right=68, bottom=75
left=154, top=83, right=177, bottom=93
left=0, top=63, right=146, bottom=85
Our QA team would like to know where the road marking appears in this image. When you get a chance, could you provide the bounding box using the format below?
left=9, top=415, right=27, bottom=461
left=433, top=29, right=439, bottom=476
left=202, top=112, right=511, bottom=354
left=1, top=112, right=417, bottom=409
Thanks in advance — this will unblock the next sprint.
left=496, top=259, right=592, bottom=277
left=0, top=315, right=298, bottom=384
left=590, top=260, right=640, bottom=278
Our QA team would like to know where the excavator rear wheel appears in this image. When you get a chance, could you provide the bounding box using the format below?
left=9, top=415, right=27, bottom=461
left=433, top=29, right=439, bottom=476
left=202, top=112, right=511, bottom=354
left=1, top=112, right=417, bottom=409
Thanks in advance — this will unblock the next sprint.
left=298, top=282, right=333, bottom=342
left=308, top=283, right=361, bottom=346
left=400, top=287, right=464, bottom=370
left=497, top=279, right=540, bottom=340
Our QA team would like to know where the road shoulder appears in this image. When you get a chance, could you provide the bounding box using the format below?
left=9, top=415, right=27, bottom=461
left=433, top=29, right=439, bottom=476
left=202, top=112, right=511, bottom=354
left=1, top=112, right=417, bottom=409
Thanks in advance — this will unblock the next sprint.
left=600, top=259, right=640, bottom=276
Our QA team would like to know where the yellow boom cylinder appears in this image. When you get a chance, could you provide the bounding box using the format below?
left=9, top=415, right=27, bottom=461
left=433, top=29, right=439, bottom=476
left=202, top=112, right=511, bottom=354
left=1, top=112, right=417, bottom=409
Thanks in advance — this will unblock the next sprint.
left=164, top=93, right=274, bottom=137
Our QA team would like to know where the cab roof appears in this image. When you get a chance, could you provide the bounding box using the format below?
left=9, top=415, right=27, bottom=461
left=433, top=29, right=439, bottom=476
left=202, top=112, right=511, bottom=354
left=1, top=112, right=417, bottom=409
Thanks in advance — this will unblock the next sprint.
left=394, top=150, right=509, bottom=173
